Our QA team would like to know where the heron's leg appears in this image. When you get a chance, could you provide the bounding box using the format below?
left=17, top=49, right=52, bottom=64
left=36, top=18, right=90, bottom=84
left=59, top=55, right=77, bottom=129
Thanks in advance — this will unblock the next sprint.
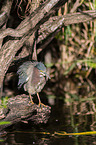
left=37, top=93, right=47, bottom=107
left=37, top=93, right=41, bottom=104
left=29, top=94, right=34, bottom=104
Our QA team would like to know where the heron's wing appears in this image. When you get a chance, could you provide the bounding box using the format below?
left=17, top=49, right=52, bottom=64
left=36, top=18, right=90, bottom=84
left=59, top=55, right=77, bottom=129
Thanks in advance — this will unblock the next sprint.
left=17, top=61, right=33, bottom=88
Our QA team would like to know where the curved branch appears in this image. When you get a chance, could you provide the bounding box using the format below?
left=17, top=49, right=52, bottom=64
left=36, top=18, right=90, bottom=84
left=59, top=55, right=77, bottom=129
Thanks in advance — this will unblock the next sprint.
left=0, top=10, right=95, bottom=40
left=37, top=10, right=96, bottom=43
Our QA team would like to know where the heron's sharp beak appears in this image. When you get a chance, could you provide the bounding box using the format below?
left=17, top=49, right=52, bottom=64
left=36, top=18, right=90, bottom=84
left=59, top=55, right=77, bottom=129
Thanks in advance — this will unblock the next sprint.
left=44, top=72, right=51, bottom=79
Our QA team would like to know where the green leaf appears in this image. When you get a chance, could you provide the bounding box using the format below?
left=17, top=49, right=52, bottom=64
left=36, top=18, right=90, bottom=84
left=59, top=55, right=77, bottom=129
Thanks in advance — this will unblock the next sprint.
left=64, top=63, right=76, bottom=75
left=45, top=63, right=54, bottom=67
left=1, top=96, right=8, bottom=108
left=0, top=139, right=4, bottom=142
left=0, top=121, right=11, bottom=125
left=86, top=61, right=96, bottom=68
left=47, top=95, right=56, bottom=99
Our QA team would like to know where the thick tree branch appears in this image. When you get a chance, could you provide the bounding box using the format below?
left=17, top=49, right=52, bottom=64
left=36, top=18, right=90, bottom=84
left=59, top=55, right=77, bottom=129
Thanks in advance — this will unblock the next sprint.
left=0, top=0, right=60, bottom=40
left=0, top=0, right=13, bottom=27
left=0, top=10, right=95, bottom=40
left=0, top=94, right=51, bottom=131
left=0, top=0, right=13, bottom=49
left=37, top=10, right=96, bottom=44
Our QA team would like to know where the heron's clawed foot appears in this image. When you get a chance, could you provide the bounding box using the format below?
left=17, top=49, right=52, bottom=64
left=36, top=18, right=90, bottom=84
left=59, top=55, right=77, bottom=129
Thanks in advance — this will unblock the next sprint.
left=38, top=102, right=47, bottom=108
left=37, top=93, right=48, bottom=108
left=29, top=100, right=34, bottom=105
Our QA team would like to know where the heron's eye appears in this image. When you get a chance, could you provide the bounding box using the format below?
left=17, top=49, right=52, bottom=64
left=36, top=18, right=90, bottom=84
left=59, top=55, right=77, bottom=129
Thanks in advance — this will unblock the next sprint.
left=40, top=70, right=44, bottom=73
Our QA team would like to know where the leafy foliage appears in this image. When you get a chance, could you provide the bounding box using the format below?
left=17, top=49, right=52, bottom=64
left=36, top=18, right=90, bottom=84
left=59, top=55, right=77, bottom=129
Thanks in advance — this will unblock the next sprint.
left=0, top=96, right=8, bottom=108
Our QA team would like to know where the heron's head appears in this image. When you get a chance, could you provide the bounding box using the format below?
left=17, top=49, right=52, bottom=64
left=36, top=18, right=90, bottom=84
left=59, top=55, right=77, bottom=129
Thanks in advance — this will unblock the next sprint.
left=36, top=62, right=50, bottom=79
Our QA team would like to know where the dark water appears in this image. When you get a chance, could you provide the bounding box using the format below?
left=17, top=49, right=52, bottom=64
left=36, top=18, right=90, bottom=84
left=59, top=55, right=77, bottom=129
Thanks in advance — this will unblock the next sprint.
left=1, top=98, right=96, bottom=145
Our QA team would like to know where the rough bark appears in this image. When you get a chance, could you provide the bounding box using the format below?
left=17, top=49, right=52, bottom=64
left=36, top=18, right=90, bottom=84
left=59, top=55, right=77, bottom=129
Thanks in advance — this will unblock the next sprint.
left=37, top=10, right=96, bottom=48
left=0, top=94, right=51, bottom=131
